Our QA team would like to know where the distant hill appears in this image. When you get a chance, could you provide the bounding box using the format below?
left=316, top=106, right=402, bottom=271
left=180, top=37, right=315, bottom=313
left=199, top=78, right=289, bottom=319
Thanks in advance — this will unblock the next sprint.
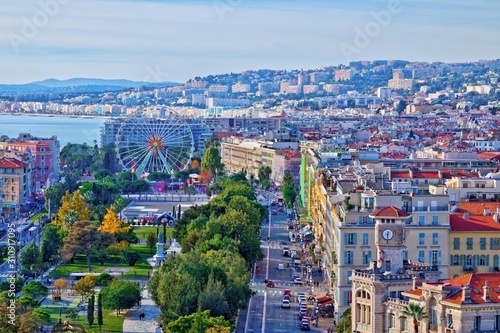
left=0, top=78, right=180, bottom=94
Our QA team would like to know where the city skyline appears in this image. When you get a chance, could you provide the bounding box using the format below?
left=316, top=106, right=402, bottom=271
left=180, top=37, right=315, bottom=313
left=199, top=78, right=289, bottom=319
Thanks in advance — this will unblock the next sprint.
left=1, top=0, right=499, bottom=84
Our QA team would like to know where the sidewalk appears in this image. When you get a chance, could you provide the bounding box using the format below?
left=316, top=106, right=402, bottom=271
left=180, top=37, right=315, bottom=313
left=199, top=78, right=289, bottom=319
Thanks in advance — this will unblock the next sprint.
left=122, top=288, right=162, bottom=333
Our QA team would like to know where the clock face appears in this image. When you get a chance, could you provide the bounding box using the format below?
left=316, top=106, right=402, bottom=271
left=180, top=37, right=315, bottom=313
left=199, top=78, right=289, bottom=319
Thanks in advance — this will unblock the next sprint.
left=382, top=228, right=394, bottom=240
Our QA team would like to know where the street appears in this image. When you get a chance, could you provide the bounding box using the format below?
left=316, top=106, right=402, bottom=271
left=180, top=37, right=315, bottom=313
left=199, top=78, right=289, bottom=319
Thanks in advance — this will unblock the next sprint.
left=236, top=190, right=331, bottom=333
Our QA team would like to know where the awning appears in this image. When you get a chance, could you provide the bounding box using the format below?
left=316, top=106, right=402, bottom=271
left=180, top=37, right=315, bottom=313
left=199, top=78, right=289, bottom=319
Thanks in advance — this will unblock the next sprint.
left=319, top=299, right=334, bottom=306
left=316, top=295, right=333, bottom=304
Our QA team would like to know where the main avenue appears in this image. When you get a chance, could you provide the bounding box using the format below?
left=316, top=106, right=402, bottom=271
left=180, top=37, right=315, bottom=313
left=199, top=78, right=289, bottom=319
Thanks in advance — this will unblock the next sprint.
left=235, top=190, right=333, bottom=333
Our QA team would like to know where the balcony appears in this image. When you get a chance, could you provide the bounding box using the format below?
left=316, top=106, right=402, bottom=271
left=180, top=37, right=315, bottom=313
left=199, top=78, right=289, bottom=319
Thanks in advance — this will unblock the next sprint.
left=413, top=206, right=448, bottom=212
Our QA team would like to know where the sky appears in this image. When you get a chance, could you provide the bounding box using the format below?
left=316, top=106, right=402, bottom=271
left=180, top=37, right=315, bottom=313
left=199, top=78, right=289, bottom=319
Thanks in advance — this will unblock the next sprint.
left=0, top=0, right=499, bottom=84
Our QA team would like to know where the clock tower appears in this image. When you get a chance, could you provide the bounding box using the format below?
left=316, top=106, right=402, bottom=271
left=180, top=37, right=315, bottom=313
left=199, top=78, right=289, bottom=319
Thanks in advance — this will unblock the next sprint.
left=370, top=206, right=411, bottom=272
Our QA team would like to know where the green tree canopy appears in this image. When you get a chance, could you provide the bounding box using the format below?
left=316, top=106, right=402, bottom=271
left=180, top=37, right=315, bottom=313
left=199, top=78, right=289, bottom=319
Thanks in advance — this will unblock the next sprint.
left=201, top=146, right=222, bottom=175
left=101, top=280, right=142, bottom=314
left=22, top=280, right=48, bottom=299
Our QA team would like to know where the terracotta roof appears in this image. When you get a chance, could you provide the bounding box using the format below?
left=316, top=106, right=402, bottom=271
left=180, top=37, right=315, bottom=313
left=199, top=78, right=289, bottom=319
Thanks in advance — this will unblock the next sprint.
left=477, top=152, right=500, bottom=161
left=0, top=157, right=27, bottom=168
left=450, top=202, right=500, bottom=231
left=413, top=171, right=439, bottom=179
left=440, top=169, right=480, bottom=179
left=443, top=273, right=500, bottom=305
left=405, top=289, right=423, bottom=296
left=391, top=171, right=411, bottom=179
left=371, top=206, right=410, bottom=218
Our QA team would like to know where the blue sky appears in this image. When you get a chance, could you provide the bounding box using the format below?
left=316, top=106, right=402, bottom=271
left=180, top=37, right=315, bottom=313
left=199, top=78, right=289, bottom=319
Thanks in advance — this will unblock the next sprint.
left=0, top=0, right=498, bottom=84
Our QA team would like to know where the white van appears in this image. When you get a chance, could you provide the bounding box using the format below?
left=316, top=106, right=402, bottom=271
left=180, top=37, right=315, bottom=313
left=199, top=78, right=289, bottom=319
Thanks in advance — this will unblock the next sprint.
left=293, top=259, right=301, bottom=267
left=277, top=263, right=285, bottom=270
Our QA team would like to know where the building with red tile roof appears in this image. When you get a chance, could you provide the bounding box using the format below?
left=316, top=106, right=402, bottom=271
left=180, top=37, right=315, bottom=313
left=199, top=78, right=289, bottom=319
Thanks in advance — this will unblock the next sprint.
left=0, top=157, right=30, bottom=218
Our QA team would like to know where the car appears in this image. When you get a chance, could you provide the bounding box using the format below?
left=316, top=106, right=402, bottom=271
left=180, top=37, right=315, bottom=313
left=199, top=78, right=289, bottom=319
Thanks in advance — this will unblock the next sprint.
left=282, top=295, right=290, bottom=301
left=266, top=281, right=275, bottom=287
left=300, top=322, right=311, bottom=331
left=272, top=208, right=277, bottom=215
left=294, top=277, right=303, bottom=285
left=298, top=300, right=307, bottom=307
left=288, top=223, right=294, bottom=229
left=283, top=289, right=292, bottom=297
left=281, top=299, right=291, bottom=308
left=279, top=206, right=284, bottom=212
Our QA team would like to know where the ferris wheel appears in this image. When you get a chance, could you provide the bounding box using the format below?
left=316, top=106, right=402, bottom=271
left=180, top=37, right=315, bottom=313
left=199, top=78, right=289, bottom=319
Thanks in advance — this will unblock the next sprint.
left=115, top=111, right=194, bottom=176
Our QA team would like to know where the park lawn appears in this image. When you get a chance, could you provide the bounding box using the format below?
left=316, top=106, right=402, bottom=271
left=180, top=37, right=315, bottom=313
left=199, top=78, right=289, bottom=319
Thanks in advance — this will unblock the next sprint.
left=132, top=226, right=173, bottom=239
left=49, top=245, right=156, bottom=279
left=41, top=305, right=124, bottom=333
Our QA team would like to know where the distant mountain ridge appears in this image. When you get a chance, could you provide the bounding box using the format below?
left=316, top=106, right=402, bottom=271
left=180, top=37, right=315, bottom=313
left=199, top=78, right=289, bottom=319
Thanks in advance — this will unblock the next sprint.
left=0, top=78, right=180, bottom=94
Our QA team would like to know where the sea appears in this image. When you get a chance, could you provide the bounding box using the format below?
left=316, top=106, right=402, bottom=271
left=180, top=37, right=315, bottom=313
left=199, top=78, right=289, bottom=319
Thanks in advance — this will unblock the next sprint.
left=0, top=114, right=107, bottom=148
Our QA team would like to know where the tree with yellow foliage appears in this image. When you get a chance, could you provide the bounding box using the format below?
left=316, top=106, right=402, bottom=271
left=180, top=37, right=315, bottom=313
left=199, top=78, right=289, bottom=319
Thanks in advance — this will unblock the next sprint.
left=55, top=190, right=90, bottom=228
left=98, top=205, right=132, bottom=234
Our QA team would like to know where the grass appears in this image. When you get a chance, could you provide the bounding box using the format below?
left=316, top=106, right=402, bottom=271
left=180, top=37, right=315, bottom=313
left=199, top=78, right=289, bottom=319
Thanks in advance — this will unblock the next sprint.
left=132, top=226, right=173, bottom=239
left=49, top=244, right=156, bottom=280
left=41, top=304, right=125, bottom=333
left=31, top=210, right=48, bottom=224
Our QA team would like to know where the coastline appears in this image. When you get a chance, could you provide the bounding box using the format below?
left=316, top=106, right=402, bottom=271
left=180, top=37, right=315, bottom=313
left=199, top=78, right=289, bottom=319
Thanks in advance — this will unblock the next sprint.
left=0, top=112, right=111, bottom=119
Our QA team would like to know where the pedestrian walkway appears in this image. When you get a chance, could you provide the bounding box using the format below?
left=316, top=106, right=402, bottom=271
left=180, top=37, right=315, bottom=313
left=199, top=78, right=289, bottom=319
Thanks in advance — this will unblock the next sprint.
left=122, top=288, right=162, bottom=333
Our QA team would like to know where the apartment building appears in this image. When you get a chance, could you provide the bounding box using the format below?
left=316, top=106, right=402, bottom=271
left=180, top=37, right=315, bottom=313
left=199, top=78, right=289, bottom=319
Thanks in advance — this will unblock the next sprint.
left=0, top=157, right=30, bottom=218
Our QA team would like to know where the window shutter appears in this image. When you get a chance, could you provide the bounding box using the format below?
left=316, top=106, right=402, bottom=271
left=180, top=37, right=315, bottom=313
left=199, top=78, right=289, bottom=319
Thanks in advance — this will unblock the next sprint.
left=491, top=238, right=494, bottom=250
left=460, top=255, right=465, bottom=266
left=345, top=233, right=348, bottom=245
left=368, top=251, right=372, bottom=262
left=344, top=251, right=348, bottom=265
left=359, top=216, right=363, bottom=223
left=353, top=233, right=358, bottom=245
left=473, top=255, right=478, bottom=266
left=450, top=255, right=453, bottom=265
left=486, top=255, right=490, bottom=266
left=438, top=250, right=442, bottom=265
left=429, top=250, right=432, bottom=263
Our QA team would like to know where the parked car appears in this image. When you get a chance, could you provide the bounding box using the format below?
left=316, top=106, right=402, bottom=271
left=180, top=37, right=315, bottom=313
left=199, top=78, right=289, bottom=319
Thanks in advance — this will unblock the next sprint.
left=281, top=299, right=291, bottom=308
left=300, top=321, right=311, bottom=331
left=283, top=289, right=292, bottom=297
left=272, top=208, right=277, bottom=215
left=266, top=281, right=275, bottom=287
left=283, top=295, right=290, bottom=301
left=294, top=277, right=303, bottom=285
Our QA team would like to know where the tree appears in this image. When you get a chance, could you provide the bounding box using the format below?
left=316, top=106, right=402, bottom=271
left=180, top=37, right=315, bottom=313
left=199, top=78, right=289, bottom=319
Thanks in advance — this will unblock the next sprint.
left=147, top=233, right=158, bottom=253
left=198, top=169, right=213, bottom=185
left=30, top=307, right=51, bottom=331
left=22, top=280, right=48, bottom=299
left=101, top=280, right=142, bottom=315
left=61, top=220, right=114, bottom=272
left=17, top=296, right=39, bottom=311
left=97, top=292, right=103, bottom=329
left=94, top=273, right=114, bottom=287
left=87, top=294, right=95, bottom=327
left=113, top=197, right=128, bottom=220
left=198, top=275, right=229, bottom=318
left=122, top=251, right=141, bottom=266
left=400, top=302, right=428, bottom=333
left=55, top=190, right=90, bottom=228
left=73, top=274, right=96, bottom=300
left=108, top=240, right=130, bottom=257
left=258, top=166, right=272, bottom=181
left=336, top=307, right=351, bottom=333
left=201, top=146, right=222, bottom=175
left=19, top=242, right=41, bottom=277
left=165, top=309, right=231, bottom=333
left=98, top=205, right=132, bottom=234
left=41, top=224, right=63, bottom=263
left=53, top=278, right=68, bottom=292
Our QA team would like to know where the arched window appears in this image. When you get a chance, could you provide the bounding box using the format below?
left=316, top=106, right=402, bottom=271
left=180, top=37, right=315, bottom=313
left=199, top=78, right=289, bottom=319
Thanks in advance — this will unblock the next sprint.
left=494, top=255, right=499, bottom=270
left=479, top=255, right=486, bottom=266
left=466, top=255, right=473, bottom=266
left=429, top=298, right=438, bottom=327
left=453, top=255, right=459, bottom=266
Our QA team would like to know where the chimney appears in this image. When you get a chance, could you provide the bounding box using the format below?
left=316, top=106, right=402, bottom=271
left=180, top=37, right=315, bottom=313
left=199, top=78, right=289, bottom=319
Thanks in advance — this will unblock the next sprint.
left=484, top=208, right=491, bottom=216
left=483, top=280, right=491, bottom=302
left=462, top=285, right=472, bottom=304
left=412, top=276, right=422, bottom=290
left=463, top=212, right=470, bottom=219
left=494, top=213, right=500, bottom=223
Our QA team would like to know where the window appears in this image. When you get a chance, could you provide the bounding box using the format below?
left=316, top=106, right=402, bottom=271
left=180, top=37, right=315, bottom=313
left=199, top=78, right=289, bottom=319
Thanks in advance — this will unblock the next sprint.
left=430, top=250, right=440, bottom=265
left=345, top=233, right=357, bottom=245
left=362, top=233, right=369, bottom=246
left=432, top=215, right=439, bottom=225
left=452, top=254, right=459, bottom=266
left=474, top=316, right=481, bottom=331
left=495, top=314, right=500, bottom=331
left=466, top=255, right=473, bottom=266
left=463, top=182, right=469, bottom=188
left=345, top=251, right=354, bottom=265
left=467, top=238, right=473, bottom=250
left=479, top=255, right=487, bottom=266
left=418, top=250, right=425, bottom=263
left=403, top=250, right=408, bottom=261
left=11, top=178, right=14, bottom=183
left=432, top=233, right=438, bottom=245
left=347, top=270, right=352, bottom=285
left=401, top=317, right=408, bottom=331
left=362, top=251, right=372, bottom=265
left=419, top=233, right=425, bottom=245
left=418, top=216, right=425, bottom=225
left=480, top=238, right=486, bottom=250
left=344, top=291, right=352, bottom=305
left=491, top=238, right=500, bottom=250
left=389, top=313, right=396, bottom=328
left=447, top=314, right=453, bottom=329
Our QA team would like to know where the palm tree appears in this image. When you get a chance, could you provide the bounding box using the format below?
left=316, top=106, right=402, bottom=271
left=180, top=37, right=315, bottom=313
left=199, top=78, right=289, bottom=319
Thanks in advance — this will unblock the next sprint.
left=63, top=210, right=79, bottom=228
left=400, top=302, right=428, bottom=333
